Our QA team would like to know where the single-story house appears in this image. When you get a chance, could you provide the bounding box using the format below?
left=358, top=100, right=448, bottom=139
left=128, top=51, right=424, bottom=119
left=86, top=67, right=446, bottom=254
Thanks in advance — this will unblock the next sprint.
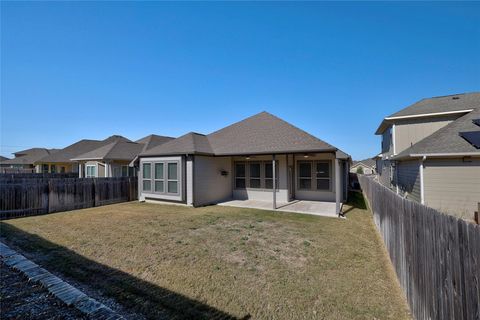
left=1, top=148, right=58, bottom=173
left=71, top=135, right=173, bottom=177
left=136, top=112, right=351, bottom=214
left=33, top=136, right=130, bottom=174
left=350, top=158, right=376, bottom=174
left=376, top=92, right=480, bottom=218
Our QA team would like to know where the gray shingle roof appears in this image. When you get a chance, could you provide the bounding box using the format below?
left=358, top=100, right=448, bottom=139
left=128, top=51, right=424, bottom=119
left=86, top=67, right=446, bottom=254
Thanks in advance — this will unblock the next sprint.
left=376, top=92, right=480, bottom=134
left=1, top=148, right=58, bottom=165
left=141, top=112, right=348, bottom=157
left=393, top=107, right=480, bottom=159
left=71, top=141, right=145, bottom=161
left=352, top=158, right=376, bottom=168
left=388, top=92, right=480, bottom=118
left=35, top=135, right=130, bottom=164
left=142, top=132, right=214, bottom=156
left=135, top=134, right=175, bottom=153
left=0, top=156, right=9, bottom=162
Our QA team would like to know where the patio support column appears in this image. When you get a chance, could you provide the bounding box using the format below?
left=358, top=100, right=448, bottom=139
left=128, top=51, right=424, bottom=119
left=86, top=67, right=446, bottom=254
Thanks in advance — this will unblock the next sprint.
left=335, top=158, right=341, bottom=215
left=272, top=154, right=276, bottom=210
left=78, top=163, right=83, bottom=178
left=105, top=162, right=110, bottom=178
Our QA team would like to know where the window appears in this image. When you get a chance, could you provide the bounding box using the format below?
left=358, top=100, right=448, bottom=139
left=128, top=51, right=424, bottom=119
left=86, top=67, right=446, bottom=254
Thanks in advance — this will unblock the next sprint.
left=298, top=162, right=312, bottom=190
left=167, top=163, right=178, bottom=193
left=142, top=163, right=151, bottom=191
left=264, top=162, right=279, bottom=189
left=298, top=160, right=332, bottom=191
left=121, top=166, right=129, bottom=177
left=86, top=165, right=96, bottom=178
left=42, top=164, right=49, bottom=173
left=315, top=161, right=330, bottom=190
left=60, top=166, right=66, bottom=173
left=154, top=163, right=164, bottom=192
left=50, top=165, right=56, bottom=173
left=249, top=163, right=261, bottom=188
left=235, top=162, right=246, bottom=189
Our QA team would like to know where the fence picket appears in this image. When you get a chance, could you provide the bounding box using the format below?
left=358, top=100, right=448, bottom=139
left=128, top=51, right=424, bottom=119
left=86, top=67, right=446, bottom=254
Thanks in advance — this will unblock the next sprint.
left=0, top=176, right=137, bottom=219
left=359, top=175, right=480, bottom=320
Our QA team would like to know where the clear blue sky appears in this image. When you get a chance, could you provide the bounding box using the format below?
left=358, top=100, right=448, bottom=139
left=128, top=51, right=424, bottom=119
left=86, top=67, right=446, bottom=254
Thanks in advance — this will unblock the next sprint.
left=1, top=2, right=479, bottom=160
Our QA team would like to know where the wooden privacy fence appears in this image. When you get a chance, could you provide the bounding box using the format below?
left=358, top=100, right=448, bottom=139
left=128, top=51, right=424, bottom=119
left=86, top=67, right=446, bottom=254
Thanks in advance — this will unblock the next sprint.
left=0, top=177, right=138, bottom=219
left=0, top=173, right=78, bottom=179
left=359, top=175, right=480, bottom=320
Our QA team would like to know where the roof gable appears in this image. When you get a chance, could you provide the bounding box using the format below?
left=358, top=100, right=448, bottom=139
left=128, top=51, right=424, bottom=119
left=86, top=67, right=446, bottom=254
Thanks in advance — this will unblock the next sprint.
left=142, top=132, right=214, bottom=156
left=393, top=107, right=480, bottom=159
left=140, top=112, right=344, bottom=157
left=376, top=92, right=480, bottom=134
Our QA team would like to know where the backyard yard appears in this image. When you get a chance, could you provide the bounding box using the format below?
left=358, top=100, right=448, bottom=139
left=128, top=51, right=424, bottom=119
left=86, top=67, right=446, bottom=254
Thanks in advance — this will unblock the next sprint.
left=0, top=193, right=410, bottom=319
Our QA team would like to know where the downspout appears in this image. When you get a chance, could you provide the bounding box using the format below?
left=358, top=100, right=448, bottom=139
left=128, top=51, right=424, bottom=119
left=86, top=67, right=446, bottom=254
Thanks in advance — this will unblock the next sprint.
left=392, top=123, right=396, bottom=155
left=419, top=156, right=426, bottom=204
left=395, top=160, right=399, bottom=195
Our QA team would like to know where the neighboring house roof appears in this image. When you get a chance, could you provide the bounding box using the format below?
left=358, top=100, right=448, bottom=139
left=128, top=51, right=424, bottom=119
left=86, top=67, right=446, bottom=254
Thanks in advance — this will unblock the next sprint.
left=71, top=141, right=145, bottom=161
left=142, top=132, right=214, bottom=156
left=393, top=107, right=480, bottom=159
left=135, top=134, right=175, bottom=153
left=352, top=158, right=376, bottom=169
left=0, top=156, right=9, bottom=162
left=376, top=92, right=480, bottom=134
left=35, top=135, right=129, bottom=164
left=141, top=111, right=349, bottom=158
left=1, top=148, right=58, bottom=166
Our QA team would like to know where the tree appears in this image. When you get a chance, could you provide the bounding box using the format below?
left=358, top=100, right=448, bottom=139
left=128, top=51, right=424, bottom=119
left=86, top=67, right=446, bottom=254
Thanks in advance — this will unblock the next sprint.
left=356, top=166, right=364, bottom=174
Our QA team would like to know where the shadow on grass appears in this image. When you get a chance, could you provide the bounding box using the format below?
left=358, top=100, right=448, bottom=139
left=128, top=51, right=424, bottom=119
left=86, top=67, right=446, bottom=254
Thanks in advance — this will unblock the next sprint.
left=342, top=191, right=367, bottom=216
left=0, top=224, right=250, bottom=320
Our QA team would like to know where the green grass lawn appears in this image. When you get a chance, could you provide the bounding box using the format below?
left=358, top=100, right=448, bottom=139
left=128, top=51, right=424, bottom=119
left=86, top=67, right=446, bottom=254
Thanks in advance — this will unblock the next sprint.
left=0, top=193, right=410, bottom=319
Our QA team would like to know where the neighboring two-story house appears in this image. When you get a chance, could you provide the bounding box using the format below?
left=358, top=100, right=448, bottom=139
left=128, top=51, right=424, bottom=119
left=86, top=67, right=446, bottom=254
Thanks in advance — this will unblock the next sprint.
left=375, top=92, right=480, bottom=219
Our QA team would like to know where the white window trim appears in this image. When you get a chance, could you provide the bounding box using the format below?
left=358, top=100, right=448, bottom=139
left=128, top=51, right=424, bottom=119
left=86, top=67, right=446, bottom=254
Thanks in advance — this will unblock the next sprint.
left=142, top=161, right=180, bottom=195
left=166, top=162, right=180, bottom=194
left=154, top=163, right=164, bottom=193
left=121, top=165, right=129, bottom=177
left=86, top=164, right=97, bottom=178
left=142, top=162, right=152, bottom=192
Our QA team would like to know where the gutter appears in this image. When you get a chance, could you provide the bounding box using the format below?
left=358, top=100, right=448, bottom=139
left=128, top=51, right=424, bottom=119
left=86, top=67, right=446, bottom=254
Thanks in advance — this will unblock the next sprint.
left=393, top=152, right=480, bottom=160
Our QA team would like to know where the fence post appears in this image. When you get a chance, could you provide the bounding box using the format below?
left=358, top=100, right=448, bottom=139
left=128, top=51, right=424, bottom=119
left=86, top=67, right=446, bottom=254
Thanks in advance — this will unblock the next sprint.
left=48, top=180, right=53, bottom=213
left=93, top=178, right=98, bottom=207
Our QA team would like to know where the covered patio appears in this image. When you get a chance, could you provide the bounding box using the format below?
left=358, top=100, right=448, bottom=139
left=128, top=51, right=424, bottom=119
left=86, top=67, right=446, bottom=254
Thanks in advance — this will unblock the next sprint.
left=218, top=199, right=340, bottom=218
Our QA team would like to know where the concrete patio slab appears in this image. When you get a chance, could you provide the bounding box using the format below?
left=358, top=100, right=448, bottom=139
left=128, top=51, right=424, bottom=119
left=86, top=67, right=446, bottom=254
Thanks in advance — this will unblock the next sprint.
left=218, top=199, right=339, bottom=218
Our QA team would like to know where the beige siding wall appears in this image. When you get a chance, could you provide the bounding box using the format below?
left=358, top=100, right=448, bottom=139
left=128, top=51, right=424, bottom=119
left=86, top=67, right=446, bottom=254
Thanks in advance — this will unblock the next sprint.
left=381, top=127, right=393, bottom=156
left=423, top=158, right=480, bottom=219
left=377, top=159, right=392, bottom=189
left=394, top=115, right=457, bottom=154
left=396, top=160, right=421, bottom=202
left=37, top=162, right=75, bottom=173
left=98, top=163, right=105, bottom=177
left=193, top=156, right=232, bottom=206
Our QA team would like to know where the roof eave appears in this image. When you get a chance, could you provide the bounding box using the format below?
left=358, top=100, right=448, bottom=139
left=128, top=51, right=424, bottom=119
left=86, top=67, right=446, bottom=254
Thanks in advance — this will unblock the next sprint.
left=392, top=152, right=480, bottom=160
